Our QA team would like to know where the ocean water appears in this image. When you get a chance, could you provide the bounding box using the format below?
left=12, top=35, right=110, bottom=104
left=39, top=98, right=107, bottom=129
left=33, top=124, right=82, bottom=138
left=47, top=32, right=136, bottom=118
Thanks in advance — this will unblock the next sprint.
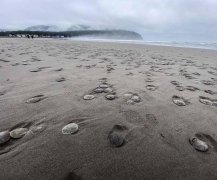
left=69, top=37, right=217, bottom=50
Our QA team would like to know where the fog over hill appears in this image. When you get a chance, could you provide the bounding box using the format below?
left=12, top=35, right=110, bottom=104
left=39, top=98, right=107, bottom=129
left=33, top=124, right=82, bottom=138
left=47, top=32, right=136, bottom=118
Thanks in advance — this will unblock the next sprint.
left=0, top=24, right=143, bottom=40
left=23, top=24, right=119, bottom=32
left=1, top=0, right=217, bottom=42
left=67, top=25, right=93, bottom=31
left=24, top=25, right=61, bottom=32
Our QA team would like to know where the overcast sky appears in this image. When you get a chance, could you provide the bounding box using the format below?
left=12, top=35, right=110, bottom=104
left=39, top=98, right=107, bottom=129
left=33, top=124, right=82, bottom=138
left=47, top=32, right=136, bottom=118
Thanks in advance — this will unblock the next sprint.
left=1, top=0, right=217, bottom=42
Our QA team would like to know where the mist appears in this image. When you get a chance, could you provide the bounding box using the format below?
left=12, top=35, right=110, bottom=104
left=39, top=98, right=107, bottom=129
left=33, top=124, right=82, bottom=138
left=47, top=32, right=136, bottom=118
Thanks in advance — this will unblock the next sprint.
left=1, top=0, right=217, bottom=42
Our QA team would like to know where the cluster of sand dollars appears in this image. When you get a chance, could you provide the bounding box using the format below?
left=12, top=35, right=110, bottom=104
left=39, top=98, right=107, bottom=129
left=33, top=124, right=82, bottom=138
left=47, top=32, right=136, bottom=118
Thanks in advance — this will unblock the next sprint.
left=82, top=78, right=143, bottom=105
left=0, top=128, right=28, bottom=145
left=123, top=92, right=141, bottom=105
left=83, top=78, right=116, bottom=101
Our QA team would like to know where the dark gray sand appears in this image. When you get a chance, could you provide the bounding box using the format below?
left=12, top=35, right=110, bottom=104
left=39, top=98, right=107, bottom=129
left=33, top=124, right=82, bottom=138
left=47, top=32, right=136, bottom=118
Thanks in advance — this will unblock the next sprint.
left=1, top=38, right=217, bottom=180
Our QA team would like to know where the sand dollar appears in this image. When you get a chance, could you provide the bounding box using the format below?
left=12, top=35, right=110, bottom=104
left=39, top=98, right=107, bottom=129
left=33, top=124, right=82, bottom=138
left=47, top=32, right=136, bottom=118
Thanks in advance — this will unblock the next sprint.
left=131, top=95, right=141, bottom=103
left=105, top=94, right=116, bottom=100
left=189, top=137, right=208, bottom=152
left=146, top=85, right=158, bottom=91
left=172, top=95, right=189, bottom=106
left=103, top=88, right=113, bottom=93
left=93, top=88, right=104, bottom=93
left=10, top=128, right=28, bottom=139
left=145, top=78, right=153, bottom=82
left=0, top=131, right=10, bottom=145
left=62, top=123, right=79, bottom=134
left=123, top=93, right=133, bottom=99
left=83, top=95, right=95, bottom=100
left=176, top=86, right=185, bottom=91
left=99, top=84, right=108, bottom=88
left=126, top=99, right=135, bottom=105
left=26, top=95, right=45, bottom=103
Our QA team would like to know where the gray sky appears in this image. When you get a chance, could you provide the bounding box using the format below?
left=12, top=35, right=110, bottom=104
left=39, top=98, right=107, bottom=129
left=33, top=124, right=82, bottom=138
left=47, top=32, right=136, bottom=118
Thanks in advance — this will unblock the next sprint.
left=1, top=0, right=217, bottom=42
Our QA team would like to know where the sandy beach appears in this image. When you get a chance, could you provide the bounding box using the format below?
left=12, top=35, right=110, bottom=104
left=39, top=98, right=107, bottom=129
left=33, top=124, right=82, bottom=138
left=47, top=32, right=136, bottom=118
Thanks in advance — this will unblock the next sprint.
left=1, top=38, right=217, bottom=180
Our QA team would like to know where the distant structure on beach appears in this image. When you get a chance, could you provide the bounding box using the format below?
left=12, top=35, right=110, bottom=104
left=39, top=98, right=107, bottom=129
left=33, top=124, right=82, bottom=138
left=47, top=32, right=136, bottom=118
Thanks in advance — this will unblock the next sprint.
left=0, top=24, right=143, bottom=40
left=8, top=34, right=38, bottom=38
left=1, top=30, right=143, bottom=40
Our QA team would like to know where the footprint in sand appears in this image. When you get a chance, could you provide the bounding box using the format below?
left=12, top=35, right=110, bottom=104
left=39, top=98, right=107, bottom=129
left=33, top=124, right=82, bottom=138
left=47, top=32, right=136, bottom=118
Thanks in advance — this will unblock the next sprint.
left=144, top=71, right=154, bottom=77
left=56, top=77, right=66, bottom=82
left=145, top=78, right=154, bottom=82
left=172, top=95, right=190, bottom=106
left=108, top=124, right=128, bottom=147
left=38, top=66, right=51, bottom=70
left=11, top=63, right=19, bottom=66
left=160, top=131, right=180, bottom=152
left=176, top=85, right=185, bottom=91
left=208, top=71, right=217, bottom=76
left=146, top=85, right=158, bottom=91
left=0, top=58, right=10, bottom=63
left=122, top=110, right=158, bottom=136
left=123, top=110, right=144, bottom=125
left=183, top=73, right=195, bottom=79
left=201, top=80, right=217, bottom=85
left=29, top=68, right=41, bottom=72
left=0, top=131, right=10, bottom=145
left=64, top=171, right=82, bottom=180
left=145, top=114, right=158, bottom=127
left=0, top=90, right=7, bottom=96
left=211, top=77, right=217, bottom=82
left=31, top=57, right=42, bottom=62
left=193, top=72, right=200, bottom=76
left=107, top=66, right=115, bottom=73
left=199, top=96, right=217, bottom=107
left=185, top=86, right=199, bottom=91
left=26, top=95, right=47, bottom=103
left=126, top=72, right=134, bottom=76
left=171, top=81, right=180, bottom=86
left=204, top=90, right=217, bottom=95
left=54, top=68, right=63, bottom=72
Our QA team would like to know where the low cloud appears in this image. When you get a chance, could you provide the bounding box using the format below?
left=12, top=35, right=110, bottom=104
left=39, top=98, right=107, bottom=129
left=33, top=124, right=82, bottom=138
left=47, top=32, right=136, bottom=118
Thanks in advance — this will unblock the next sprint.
left=1, top=0, right=217, bottom=41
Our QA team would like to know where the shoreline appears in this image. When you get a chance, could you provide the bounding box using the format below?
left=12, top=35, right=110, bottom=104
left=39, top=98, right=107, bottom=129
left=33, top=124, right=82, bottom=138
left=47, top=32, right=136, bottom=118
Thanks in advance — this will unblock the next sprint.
left=67, top=38, right=217, bottom=51
left=1, top=37, right=217, bottom=51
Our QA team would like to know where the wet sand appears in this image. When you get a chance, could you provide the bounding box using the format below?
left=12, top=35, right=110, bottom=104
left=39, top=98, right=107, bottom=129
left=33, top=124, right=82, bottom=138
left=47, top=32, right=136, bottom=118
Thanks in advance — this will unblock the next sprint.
left=1, top=38, right=217, bottom=180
